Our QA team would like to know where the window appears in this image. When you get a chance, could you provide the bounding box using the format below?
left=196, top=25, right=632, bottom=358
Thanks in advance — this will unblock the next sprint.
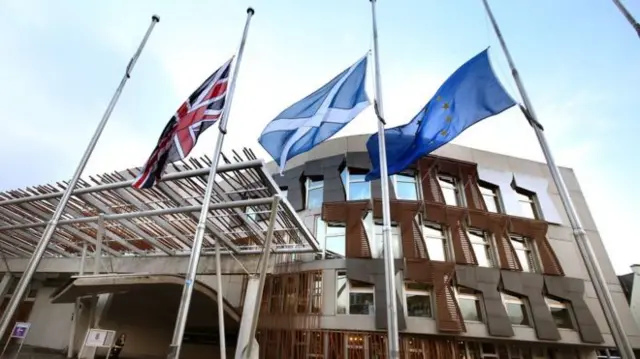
left=502, top=293, right=530, bottom=326
left=405, top=282, right=432, bottom=318
left=316, top=217, right=345, bottom=258
left=457, top=287, right=483, bottom=322
left=423, top=222, right=448, bottom=261
left=341, top=169, right=371, bottom=200
left=546, top=298, right=574, bottom=329
left=515, top=188, right=538, bottom=219
left=468, top=229, right=494, bottom=267
left=510, top=236, right=537, bottom=272
left=478, top=182, right=501, bottom=213
left=393, top=173, right=419, bottom=200
left=597, top=349, right=621, bottom=359
left=280, top=188, right=288, bottom=199
left=245, top=206, right=259, bottom=221
left=306, top=178, right=324, bottom=209
left=336, top=271, right=374, bottom=315
left=371, top=220, right=402, bottom=259
left=437, top=174, right=460, bottom=206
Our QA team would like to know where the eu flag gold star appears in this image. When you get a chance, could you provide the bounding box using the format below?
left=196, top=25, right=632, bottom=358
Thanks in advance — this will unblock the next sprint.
left=445, top=115, right=452, bottom=123
left=443, top=102, right=450, bottom=110
left=436, top=96, right=442, bottom=102
left=440, top=129, right=448, bottom=136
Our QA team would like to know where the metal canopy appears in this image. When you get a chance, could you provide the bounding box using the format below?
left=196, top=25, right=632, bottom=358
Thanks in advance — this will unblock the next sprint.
left=0, top=150, right=319, bottom=258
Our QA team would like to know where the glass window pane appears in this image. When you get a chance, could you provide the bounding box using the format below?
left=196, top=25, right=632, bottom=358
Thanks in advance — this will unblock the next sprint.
left=336, top=273, right=348, bottom=314
left=307, top=187, right=323, bottom=209
left=472, top=243, right=491, bottom=267
left=350, top=173, right=367, bottom=182
left=280, top=189, right=288, bottom=199
left=407, top=294, right=432, bottom=317
left=442, top=187, right=458, bottom=206
left=326, top=235, right=345, bottom=256
left=424, top=224, right=444, bottom=238
left=519, top=200, right=537, bottom=219
left=309, top=179, right=323, bottom=190
left=510, top=237, right=526, bottom=250
left=349, top=181, right=371, bottom=200
left=396, top=181, right=418, bottom=200
left=550, top=306, right=573, bottom=329
left=326, top=224, right=345, bottom=236
left=459, top=298, right=482, bottom=321
left=349, top=293, right=374, bottom=315
left=479, top=185, right=494, bottom=196
left=426, top=238, right=446, bottom=261
left=515, top=249, right=531, bottom=272
left=506, top=302, right=530, bottom=326
left=484, top=194, right=499, bottom=213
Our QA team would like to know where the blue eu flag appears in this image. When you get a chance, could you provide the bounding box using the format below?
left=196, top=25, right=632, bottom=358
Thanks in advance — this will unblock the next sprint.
left=366, top=49, right=516, bottom=180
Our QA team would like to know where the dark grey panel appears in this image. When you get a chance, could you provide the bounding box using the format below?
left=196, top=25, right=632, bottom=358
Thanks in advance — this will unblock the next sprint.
left=346, top=152, right=371, bottom=169
left=501, top=271, right=561, bottom=341
left=273, top=167, right=305, bottom=211
left=345, top=258, right=406, bottom=330
left=544, top=276, right=604, bottom=343
left=456, top=266, right=514, bottom=337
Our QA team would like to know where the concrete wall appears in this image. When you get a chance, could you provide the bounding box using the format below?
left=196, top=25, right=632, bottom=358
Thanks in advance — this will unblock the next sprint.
left=23, top=287, right=74, bottom=351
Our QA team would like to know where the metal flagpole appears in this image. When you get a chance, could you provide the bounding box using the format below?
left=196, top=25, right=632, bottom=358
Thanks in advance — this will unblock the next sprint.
left=369, top=1, right=400, bottom=358
left=0, top=14, right=160, bottom=341
left=481, top=1, right=636, bottom=358
left=167, top=8, right=254, bottom=359
left=611, top=0, right=640, bottom=39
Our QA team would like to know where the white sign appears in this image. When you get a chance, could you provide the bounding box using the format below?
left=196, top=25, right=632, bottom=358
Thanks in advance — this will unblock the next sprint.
left=84, top=329, right=108, bottom=347
left=10, top=322, right=30, bottom=339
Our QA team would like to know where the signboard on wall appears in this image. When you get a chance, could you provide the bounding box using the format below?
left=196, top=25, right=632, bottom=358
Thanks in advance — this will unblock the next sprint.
left=10, top=322, right=30, bottom=339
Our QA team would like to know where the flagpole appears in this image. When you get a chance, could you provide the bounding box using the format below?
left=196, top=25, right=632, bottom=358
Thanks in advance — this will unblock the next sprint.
left=167, top=8, right=254, bottom=359
left=369, top=1, right=401, bottom=358
left=611, top=0, right=640, bottom=38
left=0, top=14, right=160, bottom=341
left=481, top=1, right=636, bottom=358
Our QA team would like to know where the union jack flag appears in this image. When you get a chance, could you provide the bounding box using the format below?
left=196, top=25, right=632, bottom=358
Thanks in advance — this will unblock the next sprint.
left=133, top=57, right=233, bottom=189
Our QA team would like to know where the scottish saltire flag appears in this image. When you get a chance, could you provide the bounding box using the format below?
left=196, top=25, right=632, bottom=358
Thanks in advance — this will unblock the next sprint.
left=258, top=55, right=370, bottom=172
left=366, top=49, right=516, bottom=180
left=133, top=58, right=233, bottom=189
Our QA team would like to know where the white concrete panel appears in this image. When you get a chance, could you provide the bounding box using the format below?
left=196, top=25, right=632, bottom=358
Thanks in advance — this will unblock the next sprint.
left=547, top=238, right=588, bottom=280
left=433, top=143, right=475, bottom=163
left=24, top=287, right=75, bottom=350
left=558, top=167, right=583, bottom=193
left=513, top=173, right=563, bottom=224
left=197, top=274, right=246, bottom=308
left=308, top=136, right=347, bottom=162
left=584, top=230, right=619, bottom=285
left=477, top=167, right=519, bottom=215
left=470, top=150, right=512, bottom=172
left=546, top=225, right=573, bottom=242
left=345, top=134, right=369, bottom=153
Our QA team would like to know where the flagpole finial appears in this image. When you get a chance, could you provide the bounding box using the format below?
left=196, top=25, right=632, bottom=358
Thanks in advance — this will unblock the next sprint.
left=247, top=7, right=255, bottom=15
left=152, top=15, right=160, bottom=22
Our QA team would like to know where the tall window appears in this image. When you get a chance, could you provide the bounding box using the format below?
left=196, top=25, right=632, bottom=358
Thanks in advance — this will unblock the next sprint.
left=423, top=222, right=448, bottom=261
left=316, top=217, right=345, bottom=258
left=457, top=287, right=483, bottom=322
left=368, top=213, right=402, bottom=259
left=437, top=174, right=460, bottom=206
left=478, top=182, right=501, bottom=213
left=245, top=206, right=259, bottom=221
left=468, top=229, right=494, bottom=267
left=336, top=271, right=374, bottom=315
left=502, top=293, right=531, bottom=326
left=546, top=298, right=574, bottom=329
left=393, top=173, right=419, bottom=200
left=306, top=179, right=324, bottom=209
left=280, top=188, right=288, bottom=199
left=405, top=282, right=432, bottom=318
left=515, top=188, right=538, bottom=219
left=341, top=169, right=371, bottom=200
left=510, top=236, right=536, bottom=272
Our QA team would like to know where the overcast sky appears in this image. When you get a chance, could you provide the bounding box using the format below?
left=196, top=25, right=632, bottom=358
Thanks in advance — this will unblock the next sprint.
left=1, top=0, right=638, bottom=273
